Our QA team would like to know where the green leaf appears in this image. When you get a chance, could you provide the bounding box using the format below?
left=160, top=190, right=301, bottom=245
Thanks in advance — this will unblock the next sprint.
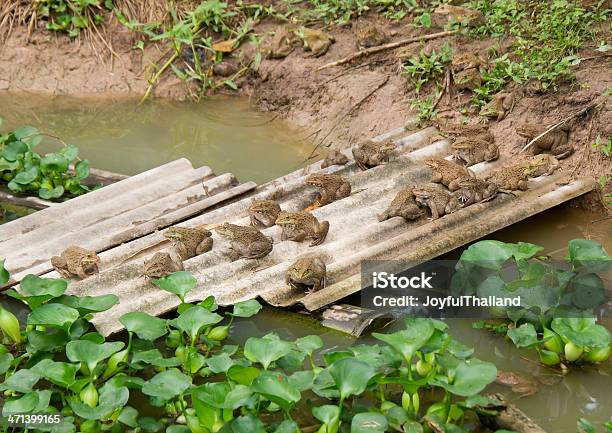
left=59, top=145, right=79, bottom=162
left=0, top=352, right=13, bottom=374
left=141, top=369, right=192, bottom=399
left=551, top=317, right=611, bottom=348
left=231, top=415, right=266, bottom=433
left=131, top=349, right=181, bottom=368
left=2, top=140, right=28, bottom=161
left=39, top=186, right=65, bottom=199
left=27, top=303, right=79, bottom=331
left=152, top=271, right=197, bottom=301
left=66, top=340, right=125, bottom=373
left=120, top=312, right=168, bottom=341
left=13, top=166, right=39, bottom=184
left=118, top=406, right=139, bottom=428
left=55, top=294, right=119, bottom=313
left=570, top=273, right=606, bottom=309
left=74, top=159, right=90, bottom=179
left=459, top=240, right=515, bottom=270
left=312, top=405, right=340, bottom=424
left=275, top=420, right=299, bottom=433
left=205, top=352, right=235, bottom=373
left=2, top=390, right=51, bottom=415
left=70, top=381, right=129, bottom=420
left=231, top=299, right=262, bottom=317
left=0, top=157, right=19, bottom=171
left=252, top=371, right=301, bottom=412
left=244, top=333, right=293, bottom=370
left=174, top=306, right=222, bottom=342
left=296, top=335, right=323, bottom=355
left=430, top=359, right=497, bottom=397
left=21, top=274, right=68, bottom=297
left=373, top=318, right=435, bottom=363
left=288, top=370, right=315, bottom=392
left=351, top=412, right=388, bottom=433
left=13, top=126, right=42, bottom=147
left=328, top=357, right=376, bottom=400
left=0, top=369, right=40, bottom=393
left=507, top=323, right=539, bottom=348
left=227, top=365, right=261, bottom=386
left=31, top=359, right=78, bottom=388
left=41, top=153, right=69, bottom=174
left=567, top=239, right=612, bottom=272
left=0, top=259, right=9, bottom=285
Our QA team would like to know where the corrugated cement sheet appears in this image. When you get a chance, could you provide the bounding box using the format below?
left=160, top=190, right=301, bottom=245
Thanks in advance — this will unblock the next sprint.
left=38, top=125, right=596, bottom=336
left=0, top=158, right=257, bottom=286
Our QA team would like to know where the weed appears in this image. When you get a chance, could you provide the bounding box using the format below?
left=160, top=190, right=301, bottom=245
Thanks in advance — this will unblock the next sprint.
left=410, top=93, right=439, bottom=122
left=592, top=135, right=611, bottom=157
left=403, top=43, right=453, bottom=93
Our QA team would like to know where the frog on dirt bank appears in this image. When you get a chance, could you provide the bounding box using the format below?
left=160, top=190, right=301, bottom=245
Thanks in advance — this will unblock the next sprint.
left=413, top=184, right=461, bottom=220
left=480, top=91, right=515, bottom=121
left=213, top=223, right=273, bottom=261
left=248, top=199, right=281, bottom=228
left=264, top=26, right=299, bottom=59
left=486, top=164, right=530, bottom=192
left=164, top=226, right=213, bottom=260
left=425, top=157, right=475, bottom=191
left=453, top=177, right=498, bottom=206
left=352, top=139, right=397, bottom=171
left=306, top=173, right=351, bottom=206
left=301, top=28, right=335, bottom=57
left=321, top=149, right=349, bottom=168
left=516, top=123, right=573, bottom=159
left=275, top=211, right=330, bottom=246
left=378, top=186, right=425, bottom=222
left=142, top=252, right=184, bottom=280
left=451, top=52, right=485, bottom=90
left=285, top=256, right=326, bottom=293
left=51, top=246, right=100, bottom=280
left=451, top=136, right=499, bottom=166
left=355, top=23, right=388, bottom=49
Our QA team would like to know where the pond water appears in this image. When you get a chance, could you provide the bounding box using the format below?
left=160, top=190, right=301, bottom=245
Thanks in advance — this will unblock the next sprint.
left=1, top=94, right=610, bottom=431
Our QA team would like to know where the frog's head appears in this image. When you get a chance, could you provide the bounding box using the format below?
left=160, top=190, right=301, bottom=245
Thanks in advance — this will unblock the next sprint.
left=80, top=252, right=100, bottom=275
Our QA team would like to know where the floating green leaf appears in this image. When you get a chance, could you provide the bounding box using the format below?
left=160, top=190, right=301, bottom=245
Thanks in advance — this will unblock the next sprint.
left=152, top=271, right=197, bottom=301
left=27, top=303, right=79, bottom=331
left=328, top=357, right=376, bottom=400
left=232, top=299, right=263, bottom=317
left=0, top=259, right=9, bottom=285
left=31, top=359, right=78, bottom=388
left=66, top=340, right=125, bottom=373
left=244, top=333, right=293, bottom=370
left=141, top=369, right=192, bottom=399
left=551, top=317, right=611, bottom=349
left=373, top=318, right=435, bottom=363
left=174, top=306, right=222, bottom=342
left=252, top=371, right=301, bottom=412
left=120, top=312, right=168, bottom=341
left=351, top=412, right=388, bottom=433
left=430, top=359, right=497, bottom=397
left=507, top=323, right=539, bottom=348
left=567, top=239, right=612, bottom=272
left=0, top=369, right=40, bottom=393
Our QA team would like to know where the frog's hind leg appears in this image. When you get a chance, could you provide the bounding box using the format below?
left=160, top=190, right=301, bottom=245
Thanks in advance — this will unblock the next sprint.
left=310, top=221, right=330, bottom=246
left=196, top=237, right=213, bottom=255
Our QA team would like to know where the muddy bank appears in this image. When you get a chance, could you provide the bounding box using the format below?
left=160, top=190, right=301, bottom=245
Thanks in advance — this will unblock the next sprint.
left=1, top=14, right=610, bottom=214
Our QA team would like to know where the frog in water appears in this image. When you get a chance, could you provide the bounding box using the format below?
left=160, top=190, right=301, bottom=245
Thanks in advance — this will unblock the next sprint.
left=486, top=164, right=530, bottom=191
left=301, top=28, right=335, bottom=57
left=413, top=184, right=461, bottom=219
left=51, top=246, right=100, bottom=280
left=321, top=149, right=349, bottom=168
left=352, top=139, right=397, bottom=171
left=142, top=252, right=184, bottom=280
left=356, top=24, right=388, bottom=49
left=453, top=176, right=498, bottom=206
left=306, top=173, right=351, bottom=206
left=285, top=256, right=326, bottom=293
left=275, top=211, right=330, bottom=246
left=425, top=157, right=475, bottom=191
left=480, top=91, right=515, bottom=121
left=164, top=226, right=213, bottom=260
left=213, top=223, right=273, bottom=261
left=451, top=136, right=499, bottom=166
left=516, top=123, right=573, bottom=159
left=378, top=187, right=425, bottom=222
left=248, top=199, right=281, bottom=228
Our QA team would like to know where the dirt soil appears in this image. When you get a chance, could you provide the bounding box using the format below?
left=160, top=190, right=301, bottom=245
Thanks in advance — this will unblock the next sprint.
left=1, top=12, right=610, bottom=214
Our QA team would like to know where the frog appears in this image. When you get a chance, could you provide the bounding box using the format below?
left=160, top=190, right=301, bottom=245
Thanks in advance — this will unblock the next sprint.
left=352, top=139, right=397, bottom=171
left=285, top=256, right=326, bottom=293
left=275, top=211, right=330, bottom=246
left=306, top=173, right=351, bottom=206
left=525, top=154, right=559, bottom=177
left=356, top=24, right=388, bottom=49
left=213, top=223, right=273, bottom=261
left=486, top=164, right=530, bottom=191
left=378, top=187, right=425, bottom=222
left=248, top=199, right=281, bottom=228
left=413, top=184, right=461, bottom=219
left=452, top=52, right=485, bottom=91
left=142, top=252, right=184, bottom=280
left=480, top=91, right=515, bottom=121
left=436, top=121, right=493, bottom=143
left=164, top=226, right=213, bottom=260
left=321, top=149, right=349, bottom=168
left=453, top=176, right=498, bottom=206
left=301, top=28, right=335, bottom=57
left=516, top=123, right=573, bottom=159
left=264, top=26, right=299, bottom=59
left=496, top=371, right=539, bottom=397
left=451, top=136, right=499, bottom=166
left=51, top=246, right=100, bottom=280
left=425, top=157, right=475, bottom=191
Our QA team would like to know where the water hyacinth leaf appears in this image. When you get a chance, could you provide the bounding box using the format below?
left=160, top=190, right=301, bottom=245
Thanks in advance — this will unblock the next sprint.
left=167, top=427, right=191, bottom=433
left=174, top=306, right=222, bottom=342
left=205, top=352, right=235, bottom=373
left=141, top=369, right=192, bottom=399
left=244, top=333, right=293, bottom=370
left=131, top=349, right=182, bottom=368
left=507, top=323, right=539, bottom=348
left=252, top=371, right=301, bottom=412
left=328, top=357, right=376, bottom=400
left=231, top=415, right=267, bottom=433
left=373, top=318, right=435, bottom=363
left=404, top=421, right=425, bottom=433
left=459, top=240, right=514, bottom=270
left=21, top=274, right=68, bottom=298
left=0, top=157, right=19, bottom=171
left=312, top=367, right=340, bottom=399
left=26, top=328, right=69, bottom=352
left=75, top=159, right=90, bottom=180
left=312, top=405, right=340, bottom=424
left=2, top=390, right=51, bottom=415
left=275, top=420, right=299, bottom=433
left=118, top=406, right=139, bottom=428
left=0, top=352, right=13, bottom=374
left=296, top=335, right=323, bottom=355
left=232, top=299, right=262, bottom=317
left=27, top=303, right=79, bottom=331
left=55, top=294, right=119, bottom=313
left=431, top=359, right=497, bottom=397
left=227, top=365, right=261, bottom=386
left=120, top=312, right=168, bottom=341
left=570, top=273, right=606, bottom=309
left=70, top=381, right=129, bottom=420
left=152, top=271, right=197, bottom=301
left=41, top=153, right=69, bottom=174
left=66, top=340, right=125, bottom=373
left=551, top=317, right=612, bottom=348
left=288, top=370, right=315, bottom=391
left=138, top=417, right=164, bottom=432
left=0, top=305, right=22, bottom=343
left=351, top=412, right=388, bottom=433
left=0, top=259, right=9, bottom=285
left=1, top=140, right=28, bottom=161
left=0, top=369, right=40, bottom=393
left=513, top=242, right=545, bottom=261
left=192, top=382, right=230, bottom=408
left=567, top=239, right=612, bottom=272
left=31, top=359, right=78, bottom=388
left=39, top=186, right=65, bottom=200
left=13, top=125, right=42, bottom=147
left=59, top=144, right=79, bottom=162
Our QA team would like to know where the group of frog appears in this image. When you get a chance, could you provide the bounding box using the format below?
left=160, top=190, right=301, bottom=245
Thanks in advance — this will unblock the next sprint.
left=49, top=117, right=571, bottom=295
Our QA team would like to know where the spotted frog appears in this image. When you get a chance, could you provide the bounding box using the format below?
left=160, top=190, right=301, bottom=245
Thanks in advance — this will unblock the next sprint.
left=286, top=256, right=326, bottom=293
left=352, top=139, right=397, bottom=171
left=142, top=252, right=184, bottom=280
left=378, top=187, right=424, bottom=222
left=451, top=136, right=499, bottom=166
left=413, top=184, right=461, bottom=219
left=275, top=211, right=330, bottom=246
left=51, top=246, right=100, bottom=280
left=264, top=26, right=298, bottom=59
left=453, top=177, right=498, bottom=206
left=486, top=165, right=530, bottom=191
left=425, top=157, right=475, bottom=191
left=321, top=149, right=349, bottom=168
left=164, top=226, right=213, bottom=260
left=516, top=123, right=573, bottom=159
left=301, top=28, right=335, bottom=57
left=356, top=24, right=387, bottom=49
left=306, top=173, right=351, bottom=206
left=214, top=223, right=273, bottom=261
left=525, top=154, right=559, bottom=177
left=480, top=91, right=515, bottom=121
left=248, top=199, right=281, bottom=228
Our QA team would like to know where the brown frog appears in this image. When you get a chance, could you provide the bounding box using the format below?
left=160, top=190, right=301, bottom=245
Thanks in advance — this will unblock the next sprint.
left=486, top=164, right=530, bottom=191
left=496, top=371, right=539, bottom=397
left=264, top=26, right=298, bottom=59
left=306, top=173, right=351, bottom=206
left=453, top=176, right=498, bottom=206
left=525, top=154, right=559, bottom=177
left=51, top=246, right=100, bottom=280
left=413, top=184, right=461, bottom=219
left=321, top=149, right=349, bottom=168
left=452, top=52, right=485, bottom=91
left=352, top=139, right=397, bottom=171
left=437, top=121, right=493, bottom=143
left=451, top=136, right=499, bottom=166
left=164, top=226, right=213, bottom=260
left=378, top=187, right=425, bottom=222
left=425, top=157, right=475, bottom=191
left=248, top=199, right=281, bottom=228
left=285, top=256, right=326, bottom=293
left=214, top=223, right=273, bottom=261
left=301, top=28, right=335, bottom=57
left=356, top=24, right=388, bottom=49
left=516, top=123, right=573, bottom=159
left=480, top=91, right=515, bottom=121
left=275, top=211, right=330, bottom=246
left=142, top=252, right=184, bottom=280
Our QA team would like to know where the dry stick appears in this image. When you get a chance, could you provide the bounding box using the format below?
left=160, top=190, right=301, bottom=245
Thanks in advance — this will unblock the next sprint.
left=520, top=97, right=607, bottom=153
left=317, top=30, right=458, bottom=71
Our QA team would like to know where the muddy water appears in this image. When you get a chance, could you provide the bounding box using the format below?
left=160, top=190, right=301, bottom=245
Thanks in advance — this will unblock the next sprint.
left=0, top=93, right=314, bottom=183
